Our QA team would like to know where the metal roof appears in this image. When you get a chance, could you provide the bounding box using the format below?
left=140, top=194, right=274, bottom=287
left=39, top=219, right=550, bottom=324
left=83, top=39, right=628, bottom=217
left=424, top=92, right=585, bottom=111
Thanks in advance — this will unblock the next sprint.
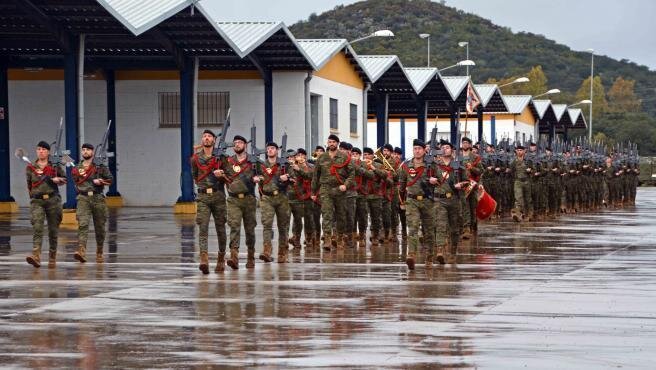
left=568, top=108, right=588, bottom=128
left=473, top=84, right=497, bottom=106
left=441, top=76, right=470, bottom=101
left=214, top=21, right=283, bottom=58
left=502, top=95, right=532, bottom=114
left=357, top=55, right=399, bottom=83
left=403, top=67, right=439, bottom=94
left=533, top=100, right=552, bottom=119
left=551, top=104, right=568, bottom=121
left=297, top=39, right=347, bottom=70
left=97, top=0, right=194, bottom=36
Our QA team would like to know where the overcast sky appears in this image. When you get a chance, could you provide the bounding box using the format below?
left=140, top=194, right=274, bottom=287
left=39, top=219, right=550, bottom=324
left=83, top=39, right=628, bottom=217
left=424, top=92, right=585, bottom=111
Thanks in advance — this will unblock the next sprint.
left=202, top=0, right=656, bottom=71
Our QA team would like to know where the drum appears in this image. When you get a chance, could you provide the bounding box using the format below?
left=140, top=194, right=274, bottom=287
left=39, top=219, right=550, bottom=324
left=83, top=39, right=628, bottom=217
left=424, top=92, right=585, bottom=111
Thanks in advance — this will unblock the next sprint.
left=476, top=188, right=497, bottom=220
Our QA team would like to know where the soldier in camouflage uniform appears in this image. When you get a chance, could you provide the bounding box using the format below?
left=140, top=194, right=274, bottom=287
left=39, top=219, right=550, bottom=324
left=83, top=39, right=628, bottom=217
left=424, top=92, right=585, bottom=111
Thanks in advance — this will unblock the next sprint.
left=339, top=142, right=358, bottom=248
left=435, top=141, right=467, bottom=264
left=510, top=144, right=532, bottom=222
left=526, top=143, right=543, bottom=220
left=380, top=144, right=395, bottom=244
left=217, top=135, right=259, bottom=269
left=362, top=147, right=387, bottom=247
left=289, top=149, right=317, bottom=248
left=258, top=142, right=291, bottom=263
left=25, top=141, right=67, bottom=269
left=398, top=139, right=438, bottom=270
left=391, top=147, right=407, bottom=243
left=459, top=137, right=484, bottom=238
left=72, top=143, right=114, bottom=264
left=287, top=150, right=304, bottom=250
left=351, top=147, right=369, bottom=246
left=542, top=147, right=560, bottom=217
left=311, top=135, right=355, bottom=251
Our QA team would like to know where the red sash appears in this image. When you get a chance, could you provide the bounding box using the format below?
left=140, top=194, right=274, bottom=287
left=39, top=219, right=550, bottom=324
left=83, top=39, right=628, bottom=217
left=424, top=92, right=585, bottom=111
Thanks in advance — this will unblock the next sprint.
left=226, top=156, right=252, bottom=183
left=402, top=163, right=426, bottom=188
left=192, top=154, right=219, bottom=183
left=72, top=164, right=97, bottom=185
left=260, top=163, right=279, bottom=185
left=28, top=164, right=57, bottom=190
left=329, top=153, right=351, bottom=185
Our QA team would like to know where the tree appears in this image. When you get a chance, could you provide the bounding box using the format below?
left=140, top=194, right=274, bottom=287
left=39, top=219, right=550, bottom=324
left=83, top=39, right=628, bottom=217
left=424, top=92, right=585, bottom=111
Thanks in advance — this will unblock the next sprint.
left=492, top=65, right=548, bottom=96
left=576, top=76, right=608, bottom=118
left=607, top=77, right=641, bottom=113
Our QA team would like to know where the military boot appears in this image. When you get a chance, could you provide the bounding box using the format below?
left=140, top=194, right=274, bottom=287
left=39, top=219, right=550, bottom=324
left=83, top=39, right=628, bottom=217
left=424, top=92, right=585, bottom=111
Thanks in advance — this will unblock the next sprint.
left=215, top=252, right=225, bottom=273
left=245, top=250, right=255, bottom=269
left=435, top=245, right=446, bottom=265
left=447, top=245, right=458, bottom=264
left=425, top=255, right=433, bottom=270
left=334, top=233, right=344, bottom=250
left=48, top=250, right=57, bottom=269
left=198, top=251, right=210, bottom=274
left=358, top=232, right=366, bottom=245
left=259, top=242, right=274, bottom=263
left=74, top=245, right=87, bottom=263
left=278, top=245, right=288, bottom=263
left=227, top=248, right=239, bottom=270
left=26, top=252, right=41, bottom=268
left=370, top=232, right=380, bottom=247
left=96, top=247, right=104, bottom=263
left=323, top=234, right=333, bottom=252
left=406, top=252, right=416, bottom=270
left=462, top=228, right=472, bottom=240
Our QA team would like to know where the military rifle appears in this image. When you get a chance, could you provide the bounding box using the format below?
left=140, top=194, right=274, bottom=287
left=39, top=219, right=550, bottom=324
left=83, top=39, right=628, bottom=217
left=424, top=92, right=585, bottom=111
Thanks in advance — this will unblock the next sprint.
left=93, top=120, right=114, bottom=166
left=213, top=108, right=233, bottom=157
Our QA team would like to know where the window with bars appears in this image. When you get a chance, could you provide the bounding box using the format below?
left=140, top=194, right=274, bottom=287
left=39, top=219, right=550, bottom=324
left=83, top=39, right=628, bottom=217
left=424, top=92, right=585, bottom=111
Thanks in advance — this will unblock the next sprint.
left=349, top=103, right=358, bottom=135
left=158, top=91, right=230, bottom=128
left=329, top=98, right=338, bottom=130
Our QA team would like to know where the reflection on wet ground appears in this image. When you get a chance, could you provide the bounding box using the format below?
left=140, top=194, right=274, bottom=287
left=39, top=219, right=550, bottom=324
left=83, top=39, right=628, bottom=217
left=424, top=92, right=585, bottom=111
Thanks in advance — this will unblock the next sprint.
left=1, top=188, right=655, bottom=368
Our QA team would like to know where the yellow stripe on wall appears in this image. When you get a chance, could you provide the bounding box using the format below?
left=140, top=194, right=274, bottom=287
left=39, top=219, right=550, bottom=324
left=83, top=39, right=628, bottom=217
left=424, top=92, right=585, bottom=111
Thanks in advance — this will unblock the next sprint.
left=314, top=52, right=364, bottom=90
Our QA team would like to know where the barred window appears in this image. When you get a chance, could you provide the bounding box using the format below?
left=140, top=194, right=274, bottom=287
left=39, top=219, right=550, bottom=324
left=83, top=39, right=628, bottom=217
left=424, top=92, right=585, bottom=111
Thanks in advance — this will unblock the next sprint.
left=349, top=103, right=358, bottom=135
left=329, top=98, right=338, bottom=130
left=158, top=92, right=230, bottom=128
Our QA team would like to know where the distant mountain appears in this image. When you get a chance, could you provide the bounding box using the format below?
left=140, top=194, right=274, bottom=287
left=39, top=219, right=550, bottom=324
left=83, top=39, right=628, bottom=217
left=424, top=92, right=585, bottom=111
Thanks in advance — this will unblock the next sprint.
left=290, top=0, right=656, bottom=118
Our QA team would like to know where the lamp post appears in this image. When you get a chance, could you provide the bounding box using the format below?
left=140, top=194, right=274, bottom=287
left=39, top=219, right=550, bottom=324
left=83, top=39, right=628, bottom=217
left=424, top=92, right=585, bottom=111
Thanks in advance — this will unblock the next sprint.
left=419, top=33, right=430, bottom=67
left=568, top=99, right=592, bottom=108
left=499, top=77, right=529, bottom=88
left=533, top=88, right=561, bottom=99
left=458, top=41, right=469, bottom=76
left=350, top=29, right=395, bottom=44
left=439, top=59, right=475, bottom=73
left=587, top=48, right=594, bottom=141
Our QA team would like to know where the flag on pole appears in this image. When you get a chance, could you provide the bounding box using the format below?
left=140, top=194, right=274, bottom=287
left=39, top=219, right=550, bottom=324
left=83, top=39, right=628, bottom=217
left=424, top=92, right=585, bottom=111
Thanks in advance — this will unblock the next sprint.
left=466, top=82, right=480, bottom=115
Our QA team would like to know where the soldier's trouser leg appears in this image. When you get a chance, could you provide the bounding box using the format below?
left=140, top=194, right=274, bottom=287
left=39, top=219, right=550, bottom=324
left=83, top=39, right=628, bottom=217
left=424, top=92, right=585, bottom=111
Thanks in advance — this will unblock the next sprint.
left=227, top=195, right=257, bottom=252
left=261, top=195, right=275, bottom=246
left=289, top=201, right=304, bottom=239
left=275, top=195, right=291, bottom=248
left=466, top=190, right=478, bottom=230
left=391, top=198, right=400, bottom=235
left=76, top=195, right=92, bottom=248
left=381, top=199, right=391, bottom=233
left=345, top=196, right=356, bottom=234
left=355, top=197, right=368, bottom=235
left=90, top=196, right=108, bottom=249
left=406, top=198, right=435, bottom=255
left=302, top=200, right=315, bottom=240
left=196, top=193, right=226, bottom=254
left=320, top=189, right=337, bottom=242
left=367, top=197, right=382, bottom=235
left=334, top=192, right=348, bottom=235
left=312, top=202, right=321, bottom=237
left=461, top=193, right=471, bottom=228
left=512, top=180, right=527, bottom=215
left=31, top=196, right=62, bottom=255
left=210, top=195, right=227, bottom=253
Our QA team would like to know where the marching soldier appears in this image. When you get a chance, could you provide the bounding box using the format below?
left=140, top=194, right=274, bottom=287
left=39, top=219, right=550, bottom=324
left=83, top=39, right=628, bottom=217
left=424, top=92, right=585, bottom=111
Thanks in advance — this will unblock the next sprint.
left=380, top=144, right=395, bottom=244
left=510, top=144, right=532, bottom=222
left=258, top=142, right=291, bottom=263
left=218, top=135, right=259, bottom=269
left=340, top=142, right=358, bottom=248
left=287, top=149, right=304, bottom=250
left=362, top=147, right=387, bottom=247
left=391, top=147, right=407, bottom=243
left=398, top=139, right=437, bottom=270
left=290, top=148, right=317, bottom=249
left=351, top=147, right=369, bottom=246
left=25, top=141, right=67, bottom=268
left=311, top=135, right=355, bottom=251
left=191, top=130, right=227, bottom=274
left=459, top=137, right=484, bottom=238
left=72, top=143, right=113, bottom=264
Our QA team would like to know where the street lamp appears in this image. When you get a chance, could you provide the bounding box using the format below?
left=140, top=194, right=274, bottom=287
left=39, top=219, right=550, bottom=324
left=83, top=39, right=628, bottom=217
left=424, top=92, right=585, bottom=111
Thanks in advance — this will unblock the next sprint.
left=587, top=48, right=594, bottom=141
left=439, top=59, right=475, bottom=73
left=568, top=99, right=592, bottom=108
left=499, top=77, right=530, bottom=88
left=350, top=29, right=395, bottom=44
left=419, top=33, right=430, bottom=67
left=458, top=41, right=469, bottom=76
left=533, top=89, right=560, bottom=98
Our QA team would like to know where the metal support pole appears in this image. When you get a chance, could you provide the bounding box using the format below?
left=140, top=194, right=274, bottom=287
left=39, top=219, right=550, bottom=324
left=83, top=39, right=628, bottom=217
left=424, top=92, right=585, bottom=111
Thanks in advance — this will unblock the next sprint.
left=400, top=117, right=406, bottom=159
left=264, top=69, right=273, bottom=143
left=64, top=40, right=79, bottom=209
left=0, top=63, right=13, bottom=202
left=449, top=102, right=458, bottom=144
left=105, top=69, right=119, bottom=196
left=178, top=58, right=195, bottom=203
left=589, top=51, right=594, bottom=141
left=477, top=105, right=484, bottom=143
left=416, top=98, right=426, bottom=141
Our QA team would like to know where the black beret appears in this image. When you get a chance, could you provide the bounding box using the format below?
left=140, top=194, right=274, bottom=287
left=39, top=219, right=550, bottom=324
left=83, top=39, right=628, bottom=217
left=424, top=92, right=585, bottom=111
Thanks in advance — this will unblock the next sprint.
left=81, top=143, right=94, bottom=150
left=383, top=143, right=393, bottom=151
left=37, top=141, right=50, bottom=150
left=440, top=140, right=453, bottom=148
left=266, top=142, right=278, bottom=149
left=394, top=147, right=403, bottom=154
left=529, top=142, right=537, bottom=146
left=327, top=134, right=340, bottom=142
left=296, top=148, right=307, bottom=155
left=202, top=129, right=216, bottom=137
left=363, top=147, right=374, bottom=155
left=233, top=135, right=247, bottom=143
left=315, top=145, right=325, bottom=151
left=515, top=144, right=526, bottom=150
left=486, top=143, right=495, bottom=147
left=545, top=147, right=553, bottom=151
left=285, top=149, right=297, bottom=157
left=413, top=139, right=425, bottom=147
left=339, top=141, right=350, bottom=149
left=351, top=147, right=362, bottom=154
left=461, top=137, right=472, bottom=143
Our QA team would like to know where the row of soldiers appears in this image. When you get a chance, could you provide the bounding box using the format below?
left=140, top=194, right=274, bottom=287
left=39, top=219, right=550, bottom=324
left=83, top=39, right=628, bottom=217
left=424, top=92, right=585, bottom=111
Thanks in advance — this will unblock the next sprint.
left=22, top=129, right=640, bottom=272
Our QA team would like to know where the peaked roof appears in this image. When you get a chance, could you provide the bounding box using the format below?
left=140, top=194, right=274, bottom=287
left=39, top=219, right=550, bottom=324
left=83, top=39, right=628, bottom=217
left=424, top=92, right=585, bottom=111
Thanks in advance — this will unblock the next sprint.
left=403, top=67, right=439, bottom=94
left=97, top=0, right=194, bottom=36
left=568, top=108, right=588, bottom=128
left=356, top=55, right=400, bottom=83
left=214, top=21, right=283, bottom=58
left=473, top=84, right=498, bottom=106
left=551, top=104, right=568, bottom=121
left=297, top=39, right=347, bottom=70
left=532, top=100, right=553, bottom=119
left=441, top=76, right=470, bottom=101
left=502, top=95, right=533, bottom=114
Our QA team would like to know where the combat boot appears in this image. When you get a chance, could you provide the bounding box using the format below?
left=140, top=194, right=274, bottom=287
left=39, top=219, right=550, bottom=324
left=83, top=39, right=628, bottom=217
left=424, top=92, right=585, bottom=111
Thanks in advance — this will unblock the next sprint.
left=425, top=255, right=433, bottom=270
left=511, top=212, right=521, bottom=223
left=226, top=248, right=239, bottom=270
left=198, top=251, right=209, bottom=274
left=370, top=232, right=380, bottom=247
left=246, top=250, right=255, bottom=268
left=462, top=228, right=472, bottom=240
left=447, top=245, right=458, bottom=264
left=435, top=245, right=446, bottom=265
left=358, top=232, right=366, bottom=245
left=96, top=246, right=104, bottom=263
left=215, top=252, right=225, bottom=273
left=74, top=245, right=87, bottom=263
left=278, top=245, right=287, bottom=263
left=406, top=252, right=416, bottom=270
left=330, top=234, right=338, bottom=249
left=259, top=242, right=274, bottom=263
left=48, top=250, right=57, bottom=269
left=334, top=233, right=344, bottom=250
left=323, top=234, right=333, bottom=252
left=26, top=252, right=41, bottom=268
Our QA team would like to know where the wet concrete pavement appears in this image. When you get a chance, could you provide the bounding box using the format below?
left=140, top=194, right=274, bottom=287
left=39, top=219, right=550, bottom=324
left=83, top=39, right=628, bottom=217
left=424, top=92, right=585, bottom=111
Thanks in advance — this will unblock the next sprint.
left=1, top=188, right=655, bottom=368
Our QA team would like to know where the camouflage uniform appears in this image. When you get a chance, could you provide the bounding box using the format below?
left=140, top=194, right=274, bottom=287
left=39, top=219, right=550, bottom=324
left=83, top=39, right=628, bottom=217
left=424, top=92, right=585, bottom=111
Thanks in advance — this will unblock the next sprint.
left=510, top=155, right=532, bottom=220
left=434, top=157, right=462, bottom=263
left=290, top=161, right=317, bottom=247
left=352, top=158, right=369, bottom=244
left=72, top=161, right=113, bottom=261
left=222, top=154, right=258, bottom=268
left=311, top=150, right=355, bottom=250
left=460, top=151, right=484, bottom=234
left=363, top=160, right=388, bottom=246
left=398, top=157, right=436, bottom=268
left=191, top=150, right=227, bottom=256
left=542, top=153, right=560, bottom=216
left=259, top=158, right=291, bottom=261
left=26, top=160, right=65, bottom=266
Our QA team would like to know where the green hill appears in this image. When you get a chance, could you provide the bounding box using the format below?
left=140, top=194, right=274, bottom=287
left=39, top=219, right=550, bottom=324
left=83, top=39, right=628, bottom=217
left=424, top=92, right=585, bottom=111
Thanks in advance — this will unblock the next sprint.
left=290, top=0, right=656, bottom=116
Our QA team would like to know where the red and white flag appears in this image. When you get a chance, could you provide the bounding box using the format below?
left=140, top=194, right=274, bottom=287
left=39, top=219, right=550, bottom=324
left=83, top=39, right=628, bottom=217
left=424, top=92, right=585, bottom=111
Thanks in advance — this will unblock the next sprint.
left=465, top=82, right=480, bottom=114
